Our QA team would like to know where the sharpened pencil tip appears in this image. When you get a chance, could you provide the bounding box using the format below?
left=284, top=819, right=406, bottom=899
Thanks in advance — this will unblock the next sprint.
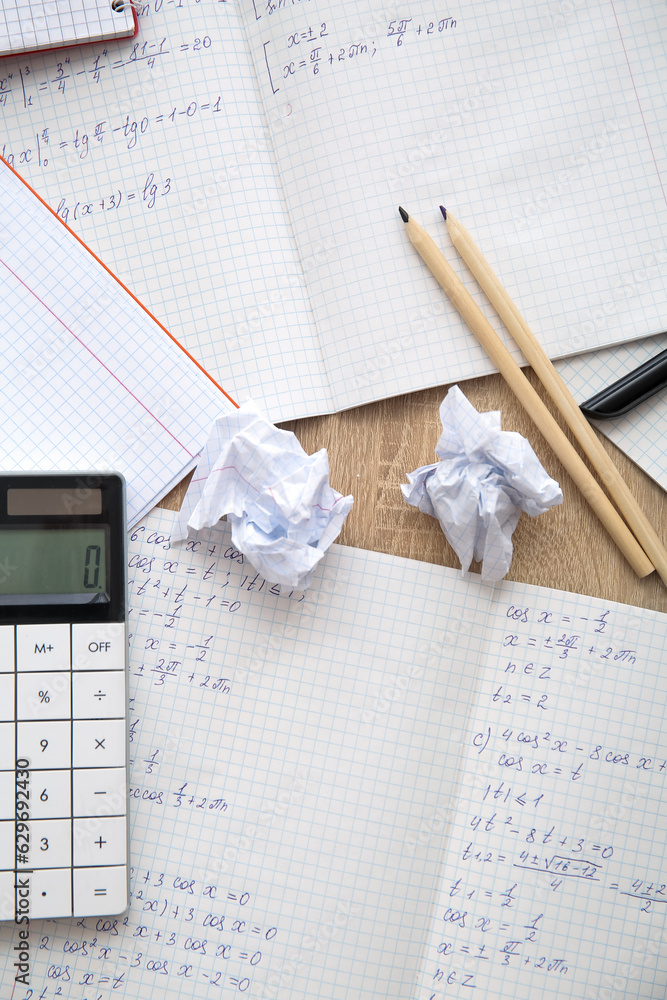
left=439, top=205, right=447, bottom=220
left=398, top=206, right=409, bottom=223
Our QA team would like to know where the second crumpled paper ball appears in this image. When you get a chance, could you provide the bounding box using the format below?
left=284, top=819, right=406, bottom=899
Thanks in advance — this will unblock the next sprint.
left=401, top=385, right=562, bottom=582
left=174, top=401, right=353, bottom=590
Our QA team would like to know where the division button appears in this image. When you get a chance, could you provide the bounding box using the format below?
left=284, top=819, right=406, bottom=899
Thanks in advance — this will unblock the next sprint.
left=73, top=670, right=125, bottom=720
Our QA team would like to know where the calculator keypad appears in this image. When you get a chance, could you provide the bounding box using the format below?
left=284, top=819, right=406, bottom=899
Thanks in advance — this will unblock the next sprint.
left=1, top=622, right=128, bottom=918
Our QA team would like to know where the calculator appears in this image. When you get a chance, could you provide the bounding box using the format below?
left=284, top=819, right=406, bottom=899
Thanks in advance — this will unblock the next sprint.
left=0, top=473, right=128, bottom=920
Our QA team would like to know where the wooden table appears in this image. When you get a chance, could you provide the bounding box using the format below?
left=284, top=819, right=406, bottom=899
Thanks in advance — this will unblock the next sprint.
left=163, top=370, right=667, bottom=614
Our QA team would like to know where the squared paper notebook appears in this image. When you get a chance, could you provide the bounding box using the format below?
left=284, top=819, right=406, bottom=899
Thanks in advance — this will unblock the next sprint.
left=0, top=0, right=137, bottom=58
left=0, top=0, right=665, bottom=421
left=1, top=506, right=666, bottom=999
left=0, top=156, right=235, bottom=527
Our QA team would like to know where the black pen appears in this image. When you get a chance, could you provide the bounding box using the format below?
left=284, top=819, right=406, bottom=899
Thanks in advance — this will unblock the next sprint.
left=580, top=344, right=667, bottom=419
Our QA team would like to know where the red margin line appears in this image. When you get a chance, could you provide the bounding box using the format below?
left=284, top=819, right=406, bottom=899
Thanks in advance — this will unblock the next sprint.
left=0, top=155, right=239, bottom=409
left=1, top=258, right=194, bottom=456
left=608, top=0, right=667, bottom=209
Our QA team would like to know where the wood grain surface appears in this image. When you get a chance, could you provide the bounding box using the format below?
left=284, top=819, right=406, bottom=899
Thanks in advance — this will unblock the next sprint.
left=160, top=371, right=667, bottom=614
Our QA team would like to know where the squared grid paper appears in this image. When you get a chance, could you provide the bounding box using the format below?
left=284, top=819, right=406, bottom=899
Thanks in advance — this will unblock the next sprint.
left=417, top=579, right=667, bottom=999
left=1, top=510, right=664, bottom=999
left=0, top=162, right=234, bottom=526
left=0, top=0, right=328, bottom=425
left=555, top=333, right=667, bottom=493
left=0, top=0, right=135, bottom=56
left=242, top=0, right=667, bottom=414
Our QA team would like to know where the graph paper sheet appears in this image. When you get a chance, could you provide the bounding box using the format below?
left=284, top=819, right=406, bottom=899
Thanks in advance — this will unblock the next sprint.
left=1, top=507, right=665, bottom=998
left=0, top=0, right=328, bottom=424
left=1, top=1, right=666, bottom=423
left=0, top=0, right=135, bottom=57
left=241, top=0, right=667, bottom=413
left=556, top=333, right=667, bottom=493
left=0, top=160, right=234, bottom=527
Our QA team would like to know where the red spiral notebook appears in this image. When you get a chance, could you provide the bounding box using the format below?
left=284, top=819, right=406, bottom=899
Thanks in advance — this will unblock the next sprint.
left=0, top=0, right=138, bottom=58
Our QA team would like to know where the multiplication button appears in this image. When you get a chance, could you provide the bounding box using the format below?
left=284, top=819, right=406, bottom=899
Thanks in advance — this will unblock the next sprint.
left=73, top=671, right=125, bottom=720
left=73, top=720, right=125, bottom=768
left=74, top=866, right=127, bottom=917
left=72, top=623, right=125, bottom=671
left=17, top=624, right=70, bottom=672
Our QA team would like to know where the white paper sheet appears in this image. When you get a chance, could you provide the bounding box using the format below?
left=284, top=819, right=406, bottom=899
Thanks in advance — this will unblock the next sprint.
left=1, top=507, right=665, bottom=999
left=0, top=160, right=234, bottom=526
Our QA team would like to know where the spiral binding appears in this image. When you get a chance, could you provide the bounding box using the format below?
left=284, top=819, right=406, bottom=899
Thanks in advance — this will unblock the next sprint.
left=111, top=0, right=141, bottom=11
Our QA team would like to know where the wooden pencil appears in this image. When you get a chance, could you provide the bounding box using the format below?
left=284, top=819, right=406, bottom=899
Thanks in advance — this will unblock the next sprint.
left=442, top=207, right=667, bottom=588
left=398, top=206, right=655, bottom=580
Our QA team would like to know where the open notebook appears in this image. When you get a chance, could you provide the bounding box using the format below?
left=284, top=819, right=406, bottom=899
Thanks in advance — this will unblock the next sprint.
left=0, top=506, right=665, bottom=998
left=0, top=158, right=235, bottom=526
left=0, top=0, right=137, bottom=57
left=0, top=0, right=665, bottom=421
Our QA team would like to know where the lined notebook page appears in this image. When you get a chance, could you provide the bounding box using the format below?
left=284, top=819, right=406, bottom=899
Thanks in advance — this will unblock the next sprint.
left=417, top=583, right=667, bottom=998
left=242, top=0, right=667, bottom=412
left=556, top=334, right=667, bottom=493
left=0, top=0, right=327, bottom=423
left=1, top=508, right=666, bottom=998
left=0, top=161, right=233, bottom=526
left=0, top=508, right=486, bottom=998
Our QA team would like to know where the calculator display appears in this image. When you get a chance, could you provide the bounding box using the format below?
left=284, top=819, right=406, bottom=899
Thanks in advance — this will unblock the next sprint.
left=0, top=527, right=109, bottom=603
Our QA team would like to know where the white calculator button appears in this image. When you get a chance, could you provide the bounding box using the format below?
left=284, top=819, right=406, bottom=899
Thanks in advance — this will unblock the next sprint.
left=74, top=767, right=126, bottom=818
left=0, top=774, right=13, bottom=820
left=0, top=871, right=15, bottom=922
left=0, top=723, right=15, bottom=767
left=0, top=821, right=14, bottom=869
left=17, top=624, right=70, bottom=672
left=29, top=770, right=72, bottom=821
left=26, top=819, right=71, bottom=868
left=0, top=627, right=14, bottom=673
left=0, top=676, right=14, bottom=722
left=73, top=816, right=126, bottom=867
left=17, top=721, right=71, bottom=769
left=73, top=671, right=125, bottom=720
left=72, top=623, right=125, bottom=671
left=73, top=865, right=127, bottom=917
left=73, top=719, right=126, bottom=768
left=29, top=868, right=72, bottom=919
left=17, top=672, right=71, bottom=721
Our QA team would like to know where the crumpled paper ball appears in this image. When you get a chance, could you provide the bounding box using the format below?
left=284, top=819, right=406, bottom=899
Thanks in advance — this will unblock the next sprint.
left=174, top=401, right=353, bottom=589
left=401, top=385, right=562, bottom=582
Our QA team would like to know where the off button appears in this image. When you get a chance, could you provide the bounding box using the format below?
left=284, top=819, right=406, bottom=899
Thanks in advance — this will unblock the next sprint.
left=72, top=623, right=125, bottom=671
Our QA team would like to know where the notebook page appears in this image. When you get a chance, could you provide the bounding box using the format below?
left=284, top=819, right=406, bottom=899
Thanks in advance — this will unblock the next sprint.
left=0, top=160, right=234, bottom=527
left=0, top=507, right=487, bottom=998
left=242, top=0, right=667, bottom=412
left=555, top=333, right=667, bottom=493
left=0, top=0, right=329, bottom=423
left=0, top=0, right=135, bottom=57
left=417, top=581, right=667, bottom=998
